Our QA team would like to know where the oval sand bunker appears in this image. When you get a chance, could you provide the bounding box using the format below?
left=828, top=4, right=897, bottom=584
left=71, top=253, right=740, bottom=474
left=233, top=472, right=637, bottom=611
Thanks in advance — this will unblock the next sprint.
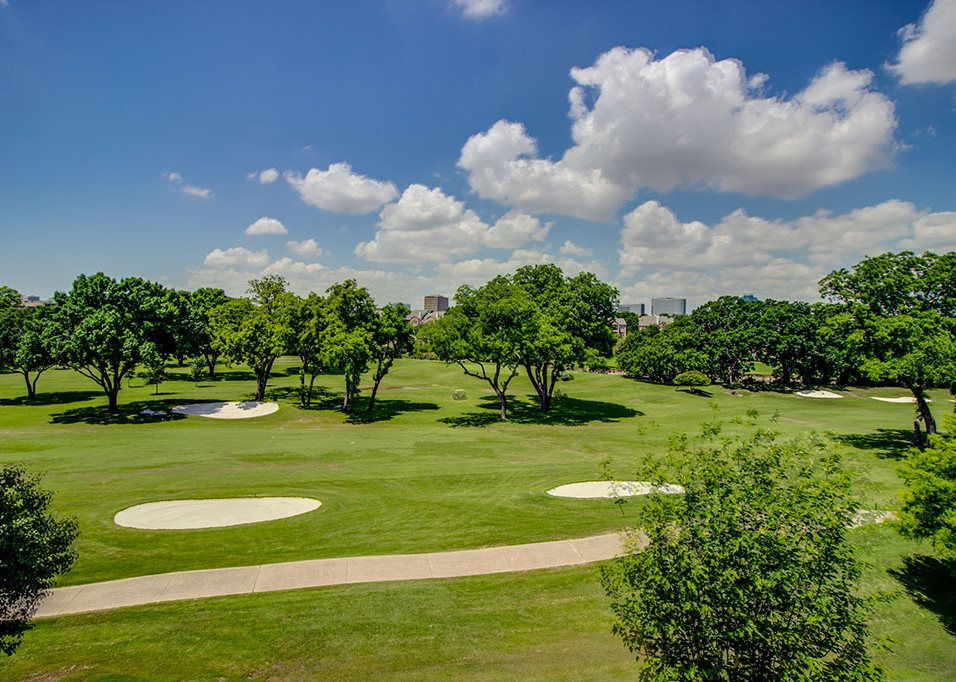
left=796, top=390, right=843, bottom=399
left=548, top=481, right=685, bottom=499
left=115, top=497, right=321, bottom=529
left=172, top=401, right=279, bottom=419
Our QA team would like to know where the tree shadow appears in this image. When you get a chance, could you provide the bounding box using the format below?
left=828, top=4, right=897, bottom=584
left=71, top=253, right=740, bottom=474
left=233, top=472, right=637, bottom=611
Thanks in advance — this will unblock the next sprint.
left=890, top=555, right=956, bottom=635
left=440, top=395, right=642, bottom=428
left=677, top=388, right=713, bottom=397
left=347, top=399, right=441, bottom=424
left=0, top=390, right=101, bottom=407
left=832, top=428, right=915, bottom=459
left=50, top=398, right=189, bottom=425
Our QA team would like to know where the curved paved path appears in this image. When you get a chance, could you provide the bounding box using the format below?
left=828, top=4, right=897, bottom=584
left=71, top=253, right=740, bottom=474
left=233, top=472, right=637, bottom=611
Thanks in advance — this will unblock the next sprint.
left=37, top=533, right=626, bottom=618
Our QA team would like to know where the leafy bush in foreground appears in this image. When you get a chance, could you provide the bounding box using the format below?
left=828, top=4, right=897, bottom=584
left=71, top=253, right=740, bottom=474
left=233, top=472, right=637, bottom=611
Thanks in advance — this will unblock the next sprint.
left=602, top=431, right=882, bottom=680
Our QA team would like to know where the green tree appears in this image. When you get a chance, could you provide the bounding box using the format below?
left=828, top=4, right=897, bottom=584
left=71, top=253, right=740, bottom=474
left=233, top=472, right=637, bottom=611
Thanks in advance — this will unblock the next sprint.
left=426, top=277, right=530, bottom=419
left=899, top=416, right=956, bottom=558
left=0, top=465, right=78, bottom=656
left=0, top=288, right=56, bottom=399
left=821, top=252, right=956, bottom=442
left=209, top=276, right=291, bottom=401
left=138, top=342, right=166, bottom=395
left=282, top=292, right=326, bottom=407
left=616, top=317, right=709, bottom=384
left=512, top=265, right=618, bottom=410
left=45, top=273, right=168, bottom=412
left=756, top=300, right=818, bottom=386
left=691, top=296, right=761, bottom=383
left=320, top=280, right=377, bottom=413
left=602, top=431, right=881, bottom=680
left=366, top=303, right=414, bottom=413
left=187, top=287, right=229, bottom=379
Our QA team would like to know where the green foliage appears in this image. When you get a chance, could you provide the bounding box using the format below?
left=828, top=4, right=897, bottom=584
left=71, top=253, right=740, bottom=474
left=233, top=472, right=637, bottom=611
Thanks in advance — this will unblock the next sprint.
left=320, top=280, right=377, bottom=413
left=425, top=277, right=529, bottom=419
left=282, top=292, right=326, bottom=407
left=615, top=317, right=708, bottom=383
left=209, top=277, right=292, bottom=401
left=45, top=273, right=169, bottom=411
left=512, top=265, right=618, bottom=410
left=137, top=342, right=166, bottom=394
left=602, top=431, right=882, bottom=680
left=452, top=389, right=467, bottom=401
left=899, top=416, right=956, bottom=559
left=186, top=287, right=229, bottom=378
left=672, top=370, right=710, bottom=388
left=366, top=302, right=415, bottom=413
left=0, top=291, right=57, bottom=399
left=189, top=359, right=206, bottom=386
left=0, top=465, right=78, bottom=656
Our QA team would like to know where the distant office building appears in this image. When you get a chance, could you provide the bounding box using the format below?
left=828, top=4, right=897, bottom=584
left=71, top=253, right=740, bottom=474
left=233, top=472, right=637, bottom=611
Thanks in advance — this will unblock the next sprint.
left=617, top=303, right=645, bottom=315
left=637, top=314, right=676, bottom=330
left=740, top=293, right=758, bottom=302
left=20, top=295, right=47, bottom=308
left=651, top=297, right=686, bottom=316
left=612, top=317, right=627, bottom=338
left=423, top=295, right=449, bottom=311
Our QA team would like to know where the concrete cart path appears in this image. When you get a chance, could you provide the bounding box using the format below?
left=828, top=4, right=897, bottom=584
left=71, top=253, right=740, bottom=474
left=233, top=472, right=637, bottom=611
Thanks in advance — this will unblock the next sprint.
left=37, top=533, right=627, bottom=618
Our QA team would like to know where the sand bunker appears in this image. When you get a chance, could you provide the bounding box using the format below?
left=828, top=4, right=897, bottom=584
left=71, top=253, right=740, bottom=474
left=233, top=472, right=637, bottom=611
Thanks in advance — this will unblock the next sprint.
left=796, top=390, right=843, bottom=399
left=114, top=497, right=321, bottom=529
left=547, top=481, right=685, bottom=499
left=171, top=401, right=279, bottom=419
left=851, top=510, right=896, bottom=528
left=870, top=396, right=931, bottom=404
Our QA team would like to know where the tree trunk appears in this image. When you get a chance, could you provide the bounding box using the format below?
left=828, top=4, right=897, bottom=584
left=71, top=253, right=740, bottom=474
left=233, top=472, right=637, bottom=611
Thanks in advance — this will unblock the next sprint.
left=255, top=373, right=267, bottom=401
left=497, top=389, right=508, bottom=419
left=913, top=419, right=925, bottom=450
left=367, top=380, right=381, bottom=413
left=206, top=355, right=217, bottom=380
left=342, top=375, right=353, bottom=413
left=913, top=389, right=937, bottom=436
left=107, top=387, right=119, bottom=413
left=23, top=372, right=36, bottom=399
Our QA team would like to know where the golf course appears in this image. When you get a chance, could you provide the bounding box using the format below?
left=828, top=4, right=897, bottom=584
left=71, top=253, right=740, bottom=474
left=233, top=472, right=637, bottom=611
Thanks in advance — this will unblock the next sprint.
left=1, top=357, right=953, bottom=679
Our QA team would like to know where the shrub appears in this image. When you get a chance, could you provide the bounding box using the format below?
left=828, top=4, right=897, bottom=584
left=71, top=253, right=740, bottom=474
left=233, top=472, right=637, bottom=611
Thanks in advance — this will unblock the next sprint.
left=553, top=387, right=567, bottom=402
left=899, top=415, right=956, bottom=558
left=1, top=465, right=78, bottom=655
left=673, top=370, right=711, bottom=388
left=452, top=389, right=467, bottom=401
left=602, top=431, right=881, bottom=680
left=189, top=359, right=206, bottom=386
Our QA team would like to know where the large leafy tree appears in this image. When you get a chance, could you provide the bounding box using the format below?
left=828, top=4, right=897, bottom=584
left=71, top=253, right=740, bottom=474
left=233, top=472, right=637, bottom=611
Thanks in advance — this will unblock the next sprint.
left=45, top=273, right=168, bottom=412
left=282, top=292, right=326, bottom=407
left=615, top=317, right=709, bottom=384
left=0, top=465, right=78, bottom=656
left=187, top=287, right=229, bottom=379
left=512, top=265, right=618, bottom=410
left=209, top=276, right=291, bottom=401
left=320, top=280, right=377, bottom=413
left=366, top=302, right=414, bottom=413
left=821, top=251, right=956, bottom=441
left=0, top=288, right=56, bottom=399
left=691, top=296, right=761, bottom=383
left=426, top=277, right=530, bottom=419
left=602, top=431, right=881, bottom=680
left=756, top=300, right=819, bottom=385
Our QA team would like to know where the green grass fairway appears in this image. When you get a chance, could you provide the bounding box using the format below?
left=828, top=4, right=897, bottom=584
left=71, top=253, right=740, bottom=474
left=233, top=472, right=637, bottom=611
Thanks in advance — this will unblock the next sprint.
left=1, top=359, right=954, bottom=679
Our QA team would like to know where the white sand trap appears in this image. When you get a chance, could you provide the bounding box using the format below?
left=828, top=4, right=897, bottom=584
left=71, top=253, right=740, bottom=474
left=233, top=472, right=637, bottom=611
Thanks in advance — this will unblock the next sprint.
left=114, top=497, right=321, bottom=529
left=171, top=401, right=278, bottom=419
left=851, top=509, right=897, bottom=528
left=547, top=481, right=685, bottom=499
left=870, top=396, right=931, bottom=404
left=796, top=390, right=843, bottom=399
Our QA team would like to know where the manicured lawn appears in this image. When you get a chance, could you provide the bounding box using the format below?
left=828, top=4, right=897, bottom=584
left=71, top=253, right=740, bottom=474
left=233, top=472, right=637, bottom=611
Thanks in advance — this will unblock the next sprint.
left=0, top=359, right=953, bottom=678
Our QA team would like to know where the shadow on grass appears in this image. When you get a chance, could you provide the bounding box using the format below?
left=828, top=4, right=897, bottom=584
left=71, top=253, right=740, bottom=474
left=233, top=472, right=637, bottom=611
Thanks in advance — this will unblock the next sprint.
left=347, top=399, right=441, bottom=424
left=677, top=388, right=713, bottom=398
left=832, top=428, right=915, bottom=459
left=440, top=395, right=642, bottom=427
left=890, top=555, right=956, bottom=635
left=50, top=398, right=190, bottom=425
left=0, top=390, right=101, bottom=407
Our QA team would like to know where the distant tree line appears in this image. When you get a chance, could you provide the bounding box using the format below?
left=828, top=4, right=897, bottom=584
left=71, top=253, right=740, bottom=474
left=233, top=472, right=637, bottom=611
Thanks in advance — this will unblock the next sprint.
left=616, top=251, right=955, bottom=445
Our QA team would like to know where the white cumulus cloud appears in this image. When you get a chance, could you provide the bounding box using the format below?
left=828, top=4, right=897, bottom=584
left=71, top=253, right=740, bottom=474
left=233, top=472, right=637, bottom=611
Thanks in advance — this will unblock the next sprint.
left=204, top=247, right=270, bottom=268
left=286, top=238, right=324, bottom=257
left=247, top=167, right=279, bottom=184
left=560, top=240, right=592, bottom=257
left=244, top=217, right=288, bottom=235
left=459, top=47, right=897, bottom=220
left=164, top=170, right=213, bottom=198
left=889, top=0, right=956, bottom=85
left=355, top=184, right=549, bottom=264
left=286, top=162, right=399, bottom=214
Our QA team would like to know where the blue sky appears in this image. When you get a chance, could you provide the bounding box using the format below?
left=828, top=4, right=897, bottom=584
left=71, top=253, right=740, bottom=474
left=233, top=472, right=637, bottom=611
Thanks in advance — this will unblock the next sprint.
left=1, top=0, right=954, bottom=309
